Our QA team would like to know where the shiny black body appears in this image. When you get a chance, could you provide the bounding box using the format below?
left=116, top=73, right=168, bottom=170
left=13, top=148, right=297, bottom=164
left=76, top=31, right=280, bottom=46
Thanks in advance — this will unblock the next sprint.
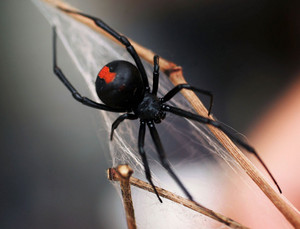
left=96, top=61, right=144, bottom=110
left=133, top=92, right=166, bottom=122
left=52, top=8, right=282, bottom=203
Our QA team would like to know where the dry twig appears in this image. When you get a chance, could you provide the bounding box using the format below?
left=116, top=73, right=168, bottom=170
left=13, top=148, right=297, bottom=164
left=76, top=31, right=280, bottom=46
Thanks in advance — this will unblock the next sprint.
left=107, top=165, right=136, bottom=229
left=108, top=165, right=248, bottom=229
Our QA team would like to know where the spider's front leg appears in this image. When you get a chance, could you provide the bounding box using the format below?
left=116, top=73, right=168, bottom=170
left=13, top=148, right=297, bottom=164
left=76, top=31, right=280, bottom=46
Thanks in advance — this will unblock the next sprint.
left=138, top=121, right=162, bottom=202
left=162, top=104, right=282, bottom=193
left=147, top=121, right=194, bottom=201
left=151, top=54, right=213, bottom=115
left=161, top=84, right=214, bottom=115
left=152, top=55, right=160, bottom=96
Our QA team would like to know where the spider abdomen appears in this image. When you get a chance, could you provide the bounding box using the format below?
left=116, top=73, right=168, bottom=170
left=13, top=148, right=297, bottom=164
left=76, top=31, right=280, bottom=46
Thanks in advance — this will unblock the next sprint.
left=95, top=60, right=144, bottom=109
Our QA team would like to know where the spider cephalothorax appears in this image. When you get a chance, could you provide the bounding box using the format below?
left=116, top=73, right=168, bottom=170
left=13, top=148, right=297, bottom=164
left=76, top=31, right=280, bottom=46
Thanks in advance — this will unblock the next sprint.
left=134, top=92, right=166, bottom=123
left=53, top=8, right=282, bottom=203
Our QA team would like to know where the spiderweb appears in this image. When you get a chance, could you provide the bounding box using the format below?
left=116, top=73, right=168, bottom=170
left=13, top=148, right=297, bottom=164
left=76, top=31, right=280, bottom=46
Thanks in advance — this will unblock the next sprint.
left=32, top=1, right=291, bottom=228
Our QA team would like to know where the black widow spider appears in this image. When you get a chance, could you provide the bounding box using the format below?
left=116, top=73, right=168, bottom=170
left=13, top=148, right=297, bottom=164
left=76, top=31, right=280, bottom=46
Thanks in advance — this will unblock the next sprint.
left=53, top=8, right=281, bottom=203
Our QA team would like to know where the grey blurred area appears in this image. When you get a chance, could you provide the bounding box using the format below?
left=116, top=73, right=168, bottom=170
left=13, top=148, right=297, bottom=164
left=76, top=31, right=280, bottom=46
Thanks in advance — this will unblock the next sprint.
left=1, top=0, right=299, bottom=228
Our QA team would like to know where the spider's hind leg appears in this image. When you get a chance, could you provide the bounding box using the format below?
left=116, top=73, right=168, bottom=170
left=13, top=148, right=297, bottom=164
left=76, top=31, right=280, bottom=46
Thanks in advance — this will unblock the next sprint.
left=52, top=27, right=125, bottom=112
left=58, top=7, right=150, bottom=91
left=110, top=113, right=138, bottom=140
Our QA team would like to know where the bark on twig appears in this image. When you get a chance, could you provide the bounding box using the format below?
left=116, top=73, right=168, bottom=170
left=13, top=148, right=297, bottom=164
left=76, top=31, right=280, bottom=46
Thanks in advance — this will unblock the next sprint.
left=108, top=165, right=248, bottom=229
left=107, top=165, right=136, bottom=229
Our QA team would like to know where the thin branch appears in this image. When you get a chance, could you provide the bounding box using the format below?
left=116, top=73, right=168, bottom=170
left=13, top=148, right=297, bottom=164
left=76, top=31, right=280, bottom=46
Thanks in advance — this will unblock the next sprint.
left=39, top=0, right=300, bottom=227
left=108, top=165, right=248, bottom=229
left=107, top=165, right=136, bottom=229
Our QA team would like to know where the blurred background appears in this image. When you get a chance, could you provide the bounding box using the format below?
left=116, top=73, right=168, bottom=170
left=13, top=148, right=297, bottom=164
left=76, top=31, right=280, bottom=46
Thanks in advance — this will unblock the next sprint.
left=1, top=0, right=299, bottom=228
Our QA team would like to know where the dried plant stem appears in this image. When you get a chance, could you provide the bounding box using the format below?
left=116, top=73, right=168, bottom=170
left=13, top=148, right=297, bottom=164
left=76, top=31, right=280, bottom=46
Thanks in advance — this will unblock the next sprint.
left=107, top=165, right=136, bottom=229
left=108, top=165, right=248, bottom=229
left=40, top=0, right=300, bottom=227
left=166, top=72, right=300, bottom=228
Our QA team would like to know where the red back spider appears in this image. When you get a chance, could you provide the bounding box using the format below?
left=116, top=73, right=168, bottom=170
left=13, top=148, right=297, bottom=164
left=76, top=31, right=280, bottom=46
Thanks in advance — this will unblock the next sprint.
left=53, top=8, right=281, bottom=203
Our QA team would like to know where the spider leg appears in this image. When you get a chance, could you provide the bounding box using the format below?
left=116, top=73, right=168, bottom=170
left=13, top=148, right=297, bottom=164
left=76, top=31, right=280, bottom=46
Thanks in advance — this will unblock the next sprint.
left=152, top=55, right=159, bottom=95
left=161, top=84, right=214, bottom=115
left=163, top=104, right=282, bottom=193
left=147, top=121, right=194, bottom=201
left=52, top=27, right=125, bottom=112
left=58, top=7, right=150, bottom=91
left=110, top=113, right=138, bottom=140
left=139, top=121, right=162, bottom=203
